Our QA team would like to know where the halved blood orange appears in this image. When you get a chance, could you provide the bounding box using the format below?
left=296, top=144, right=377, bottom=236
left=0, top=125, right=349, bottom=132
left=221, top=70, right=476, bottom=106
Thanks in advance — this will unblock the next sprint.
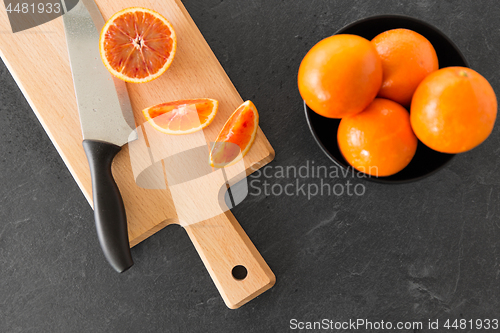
left=143, top=98, right=218, bottom=135
left=99, top=7, right=177, bottom=83
left=210, top=101, right=259, bottom=168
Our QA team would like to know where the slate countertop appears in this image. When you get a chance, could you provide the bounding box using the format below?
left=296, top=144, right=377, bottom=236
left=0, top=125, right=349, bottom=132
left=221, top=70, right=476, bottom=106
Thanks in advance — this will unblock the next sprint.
left=1, top=1, right=499, bottom=332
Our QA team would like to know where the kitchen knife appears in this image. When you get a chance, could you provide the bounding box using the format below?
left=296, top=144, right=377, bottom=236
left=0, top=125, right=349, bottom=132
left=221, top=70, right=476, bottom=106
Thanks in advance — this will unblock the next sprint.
left=62, top=0, right=137, bottom=272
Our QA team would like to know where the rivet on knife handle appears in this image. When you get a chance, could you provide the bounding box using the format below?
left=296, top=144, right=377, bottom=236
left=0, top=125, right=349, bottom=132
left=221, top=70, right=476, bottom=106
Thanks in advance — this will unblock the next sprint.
left=83, top=140, right=133, bottom=273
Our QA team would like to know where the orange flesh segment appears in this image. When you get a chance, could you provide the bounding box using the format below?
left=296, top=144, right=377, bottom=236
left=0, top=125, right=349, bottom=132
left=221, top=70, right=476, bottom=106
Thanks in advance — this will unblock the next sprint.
left=144, top=99, right=217, bottom=133
left=211, top=142, right=241, bottom=166
left=217, top=104, right=255, bottom=150
left=211, top=102, right=258, bottom=166
left=103, top=11, right=173, bottom=79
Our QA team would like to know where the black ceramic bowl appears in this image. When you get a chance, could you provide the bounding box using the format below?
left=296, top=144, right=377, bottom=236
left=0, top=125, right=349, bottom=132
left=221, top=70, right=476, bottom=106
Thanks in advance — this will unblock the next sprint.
left=304, top=15, right=469, bottom=183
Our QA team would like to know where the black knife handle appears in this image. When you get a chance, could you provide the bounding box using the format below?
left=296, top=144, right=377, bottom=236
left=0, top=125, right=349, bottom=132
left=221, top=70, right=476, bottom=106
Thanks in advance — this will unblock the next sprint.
left=83, top=139, right=133, bottom=273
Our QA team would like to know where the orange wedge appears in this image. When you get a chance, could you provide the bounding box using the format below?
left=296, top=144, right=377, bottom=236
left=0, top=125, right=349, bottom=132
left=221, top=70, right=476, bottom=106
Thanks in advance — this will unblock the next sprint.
left=143, top=99, right=218, bottom=135
left=210, top=100, right=259, bottom=167
left=99, top=7, right=177, bottom=83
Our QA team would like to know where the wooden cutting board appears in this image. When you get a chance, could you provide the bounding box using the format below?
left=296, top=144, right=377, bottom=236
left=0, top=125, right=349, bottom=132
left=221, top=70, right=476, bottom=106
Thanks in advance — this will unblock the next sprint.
left=0, top=0, right=275, bottom=308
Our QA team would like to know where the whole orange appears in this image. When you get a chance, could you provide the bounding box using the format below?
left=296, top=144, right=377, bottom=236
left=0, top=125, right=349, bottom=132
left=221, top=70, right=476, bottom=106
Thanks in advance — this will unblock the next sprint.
left=338, top=98, right=418, bottom=177
left=298, top=34, right=383, bottom=118
left=411, top=67, right=497, bottom=154
left=372, top=28, right=438, bottom=106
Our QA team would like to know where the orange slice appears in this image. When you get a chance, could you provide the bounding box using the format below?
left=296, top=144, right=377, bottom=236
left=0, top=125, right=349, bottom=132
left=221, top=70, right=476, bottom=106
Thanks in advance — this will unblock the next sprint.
left=210, top=101, right=259, bottom=168
left=99, top=7, right=177, bottom=83
left=143, top=99, right=218, bottom=135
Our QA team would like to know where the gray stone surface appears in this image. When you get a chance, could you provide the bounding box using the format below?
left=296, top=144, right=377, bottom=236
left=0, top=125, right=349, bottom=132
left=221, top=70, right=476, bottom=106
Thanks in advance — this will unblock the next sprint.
left=1, top=0, right=500, bottom=332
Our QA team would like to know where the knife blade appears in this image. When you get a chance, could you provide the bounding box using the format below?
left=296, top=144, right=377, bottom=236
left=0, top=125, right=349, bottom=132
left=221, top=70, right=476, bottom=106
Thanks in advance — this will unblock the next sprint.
left=62, top=0, right=136, bottom=273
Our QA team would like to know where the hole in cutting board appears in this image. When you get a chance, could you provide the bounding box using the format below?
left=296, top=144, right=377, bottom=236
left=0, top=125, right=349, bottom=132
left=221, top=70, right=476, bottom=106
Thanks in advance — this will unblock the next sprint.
left=232, top=265, right=248, bottom=280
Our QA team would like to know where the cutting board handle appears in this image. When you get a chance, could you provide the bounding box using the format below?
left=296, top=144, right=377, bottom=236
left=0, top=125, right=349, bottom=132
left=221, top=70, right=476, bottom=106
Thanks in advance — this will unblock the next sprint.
left=183, top=212, right=275, bottom=309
